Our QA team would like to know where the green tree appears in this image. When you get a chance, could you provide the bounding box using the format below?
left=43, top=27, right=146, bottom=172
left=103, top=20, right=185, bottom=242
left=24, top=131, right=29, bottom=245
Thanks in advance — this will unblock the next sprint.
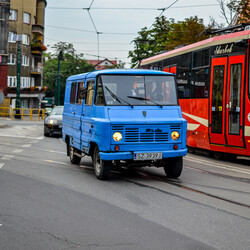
left=128, top=16, right=208, bottom=67
left=43, top=42, right=95, bottom=104
left=227, top=0, right=250, bottom=23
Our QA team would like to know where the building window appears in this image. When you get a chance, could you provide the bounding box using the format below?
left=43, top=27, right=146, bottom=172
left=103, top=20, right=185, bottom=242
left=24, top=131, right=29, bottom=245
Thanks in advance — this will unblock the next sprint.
left=9, top=9, right=17, bottom=21
left=8, top=54, right=16, bottom=65
left=22, top=34, right=30, bottom=45
left=8, top=31, right=16, bottom=43
left=23, top=12, right=31, bottom=24
left=22, top=55, right=29, bottom=66
left=31, top=77, right=35, bottom=87
left=21, top=77, right=30, bottom=88
left=7, top=76, right=17, bottom=87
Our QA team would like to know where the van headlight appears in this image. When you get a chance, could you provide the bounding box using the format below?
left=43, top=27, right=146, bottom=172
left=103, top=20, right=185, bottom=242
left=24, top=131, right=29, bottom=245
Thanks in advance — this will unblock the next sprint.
left=171, top=131, right=180, bottom=140
left=113, top=132, right=122, bottom=142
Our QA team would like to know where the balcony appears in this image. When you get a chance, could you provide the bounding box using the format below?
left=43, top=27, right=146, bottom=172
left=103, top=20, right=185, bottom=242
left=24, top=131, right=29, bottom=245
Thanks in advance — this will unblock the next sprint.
left=31, top=65, right=43, bottom=75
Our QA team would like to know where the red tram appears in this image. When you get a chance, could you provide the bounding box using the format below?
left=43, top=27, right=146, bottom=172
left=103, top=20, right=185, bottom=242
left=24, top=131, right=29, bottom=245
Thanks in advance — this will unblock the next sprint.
left=140, top=25, right=250, bottom=157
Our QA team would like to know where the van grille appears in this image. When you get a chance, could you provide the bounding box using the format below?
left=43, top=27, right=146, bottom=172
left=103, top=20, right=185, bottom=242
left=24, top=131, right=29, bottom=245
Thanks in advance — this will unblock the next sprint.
left=112, top=124, right=180, bottom=143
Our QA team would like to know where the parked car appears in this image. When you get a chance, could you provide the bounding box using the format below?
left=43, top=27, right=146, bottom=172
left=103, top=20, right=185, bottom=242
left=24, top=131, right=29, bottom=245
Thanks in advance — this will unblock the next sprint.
left=44, top=106, right=64, bottom=136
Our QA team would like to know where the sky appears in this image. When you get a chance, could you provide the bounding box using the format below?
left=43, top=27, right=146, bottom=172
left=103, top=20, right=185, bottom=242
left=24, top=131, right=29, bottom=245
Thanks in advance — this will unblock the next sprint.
left=44, top=0, right=225, bottom=68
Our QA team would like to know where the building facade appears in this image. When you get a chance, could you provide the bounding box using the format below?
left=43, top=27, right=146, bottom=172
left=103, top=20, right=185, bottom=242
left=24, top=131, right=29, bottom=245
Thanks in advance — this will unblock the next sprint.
left=7, top=0, right=47, bottom=108
left=0, top=0, right=10, bottom=94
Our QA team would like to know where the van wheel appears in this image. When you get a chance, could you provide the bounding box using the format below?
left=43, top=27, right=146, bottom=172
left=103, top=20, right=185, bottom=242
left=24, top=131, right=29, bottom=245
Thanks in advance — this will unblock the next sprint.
left=93, top=146, right=111, bottom=180
left=163, top=157, right=183, bottom=178
left=69, top=145, right=81, bottom=164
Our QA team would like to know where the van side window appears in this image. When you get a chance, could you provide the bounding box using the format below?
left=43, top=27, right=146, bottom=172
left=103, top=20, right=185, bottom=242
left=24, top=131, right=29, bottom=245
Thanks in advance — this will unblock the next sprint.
left=85, top=80, right=95, bottom=106
left=70, top=82, right=77, bottom=104
left=95, top=77, right=104, bottom=105
left=76, top=81, right=84, bottom=104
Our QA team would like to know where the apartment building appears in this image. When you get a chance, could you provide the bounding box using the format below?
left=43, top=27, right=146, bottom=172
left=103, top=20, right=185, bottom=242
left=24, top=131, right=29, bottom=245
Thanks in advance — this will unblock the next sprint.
left=0, top=0, right=10, bottom=95
left=7, top=0, right=47, bottom=108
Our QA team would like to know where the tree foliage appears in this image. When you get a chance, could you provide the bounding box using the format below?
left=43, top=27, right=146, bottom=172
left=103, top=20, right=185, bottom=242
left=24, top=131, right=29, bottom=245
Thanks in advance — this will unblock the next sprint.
left=128, top=16, right=209, bottom=67
left=43, top=42, right=95, bottom=104
left=227, top=0, right=250, bottom=23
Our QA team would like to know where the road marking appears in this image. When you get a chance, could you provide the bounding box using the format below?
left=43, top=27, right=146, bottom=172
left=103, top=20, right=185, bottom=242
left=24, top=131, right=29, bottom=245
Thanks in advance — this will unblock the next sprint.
left=43, top=159, right=68, bottom=165
left=21, top=144, right=31, bottom=148
left=1, top=155, right=14, bottom=160
left=0, top=163, right=4, bottom=169
left=0, top=134, right=43, bottom=140
left=185, top=155, right=250, bottom=175
left=13, top=149, right=23, bottom=153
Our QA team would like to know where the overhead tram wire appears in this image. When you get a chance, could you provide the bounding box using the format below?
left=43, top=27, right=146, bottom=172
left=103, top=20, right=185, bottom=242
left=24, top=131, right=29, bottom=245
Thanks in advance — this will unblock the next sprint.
left=149, top=0, right=179, bottom=29
left=83, top=0, right=103, bottom=61
left=46, top=4, right=219, bottom=10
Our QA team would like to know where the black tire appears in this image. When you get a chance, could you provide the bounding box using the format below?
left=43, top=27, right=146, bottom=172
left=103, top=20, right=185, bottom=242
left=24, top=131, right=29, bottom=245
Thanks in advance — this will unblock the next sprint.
left=69, top=145, right=81, bottom=164
left=92, top=146, right=111, bottom=180
left=163, top=157, right=183, bottom=178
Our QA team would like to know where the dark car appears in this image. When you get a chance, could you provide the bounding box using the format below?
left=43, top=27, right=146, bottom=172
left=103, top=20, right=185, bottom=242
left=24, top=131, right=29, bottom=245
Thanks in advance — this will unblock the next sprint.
left=44, top=106, right=64, bottom=136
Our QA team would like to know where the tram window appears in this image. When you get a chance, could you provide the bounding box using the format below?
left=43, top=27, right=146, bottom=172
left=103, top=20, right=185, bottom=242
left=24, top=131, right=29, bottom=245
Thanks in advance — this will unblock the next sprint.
left=211, top=65, right=224, bottom=134
left=193, top=49, right=209, bottom=68
left=177, top=67, right=191, bottom=98
left=192, top=68, right=209, bottom=98
left=229, top=64, right=242, bottom=135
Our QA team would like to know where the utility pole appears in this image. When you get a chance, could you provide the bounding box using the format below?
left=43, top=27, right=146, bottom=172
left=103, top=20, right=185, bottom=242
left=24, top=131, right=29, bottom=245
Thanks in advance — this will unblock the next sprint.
left=57, top=50, right=63, bottom=106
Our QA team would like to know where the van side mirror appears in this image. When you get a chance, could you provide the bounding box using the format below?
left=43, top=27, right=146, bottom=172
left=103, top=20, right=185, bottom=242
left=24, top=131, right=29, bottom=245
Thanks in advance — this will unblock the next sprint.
left=79, top=87, right=87, bottom=99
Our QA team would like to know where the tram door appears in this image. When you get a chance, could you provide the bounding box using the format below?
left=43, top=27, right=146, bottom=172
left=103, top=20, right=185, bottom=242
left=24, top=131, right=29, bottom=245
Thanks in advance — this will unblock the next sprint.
left=209, top=55, right=245, bottom=147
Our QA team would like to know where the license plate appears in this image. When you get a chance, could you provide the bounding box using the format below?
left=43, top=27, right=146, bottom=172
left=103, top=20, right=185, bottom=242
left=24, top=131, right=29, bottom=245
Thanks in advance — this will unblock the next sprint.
left=134, top=152, right=162, bottom=161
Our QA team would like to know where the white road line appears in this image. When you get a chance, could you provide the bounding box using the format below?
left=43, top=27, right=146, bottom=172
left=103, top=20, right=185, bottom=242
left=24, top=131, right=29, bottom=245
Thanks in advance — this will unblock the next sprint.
left=0, top=134, right=43, bottom=140
left=0, top=163, right=4, bottom=169
left=1, top=155, right=14, bottom=160
left=21, top=144, right=31, bottom=148
left=43, top=159, right=68, bottom=165
left=185, top=156, right=250, bottom=175
left=13, top=149, right=23, bottom=153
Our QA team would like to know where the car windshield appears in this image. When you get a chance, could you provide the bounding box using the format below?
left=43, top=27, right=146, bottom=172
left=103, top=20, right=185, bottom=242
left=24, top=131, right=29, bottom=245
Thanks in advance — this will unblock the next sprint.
left=50, top=106, right=63, bottom=115
left=99, top=75, right=178, bottom=106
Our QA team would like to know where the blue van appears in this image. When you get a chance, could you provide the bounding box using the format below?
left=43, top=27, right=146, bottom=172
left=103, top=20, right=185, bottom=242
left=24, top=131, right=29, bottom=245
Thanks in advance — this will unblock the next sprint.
left=62, top=69, right=187, bottom=180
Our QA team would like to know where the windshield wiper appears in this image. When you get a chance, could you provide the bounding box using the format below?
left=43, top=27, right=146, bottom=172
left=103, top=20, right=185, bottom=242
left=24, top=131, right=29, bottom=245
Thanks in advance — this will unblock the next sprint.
left=105, top=86, right=134, bottom=108
left=127, top=96, right=162, bottom=108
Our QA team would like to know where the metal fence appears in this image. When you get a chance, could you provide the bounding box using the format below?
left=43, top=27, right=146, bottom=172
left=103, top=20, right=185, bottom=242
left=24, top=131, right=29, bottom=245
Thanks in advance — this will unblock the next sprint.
left=0, top=107, right=45, bottom=120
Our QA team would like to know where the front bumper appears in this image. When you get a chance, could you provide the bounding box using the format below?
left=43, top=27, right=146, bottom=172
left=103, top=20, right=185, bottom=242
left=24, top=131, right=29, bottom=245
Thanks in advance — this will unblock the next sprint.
left=44, top=124, right=62, bottom=135
left=99, top=148, right=187, bottom=161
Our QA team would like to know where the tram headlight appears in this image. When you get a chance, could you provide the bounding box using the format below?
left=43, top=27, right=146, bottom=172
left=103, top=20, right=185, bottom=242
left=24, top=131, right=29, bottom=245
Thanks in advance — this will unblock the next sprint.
left=171, top=131, right=180, bottom=140
left=113, top=132, right=122, bottom=142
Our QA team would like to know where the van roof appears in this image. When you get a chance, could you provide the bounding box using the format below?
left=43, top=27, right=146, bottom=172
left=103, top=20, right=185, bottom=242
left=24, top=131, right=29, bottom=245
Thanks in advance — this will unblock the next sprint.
left=66, top=69, right=174, bottom=81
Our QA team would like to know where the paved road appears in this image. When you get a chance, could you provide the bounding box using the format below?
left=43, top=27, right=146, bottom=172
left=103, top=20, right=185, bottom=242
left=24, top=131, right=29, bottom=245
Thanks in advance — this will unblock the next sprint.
left=0, top=119, right=250, bottom=250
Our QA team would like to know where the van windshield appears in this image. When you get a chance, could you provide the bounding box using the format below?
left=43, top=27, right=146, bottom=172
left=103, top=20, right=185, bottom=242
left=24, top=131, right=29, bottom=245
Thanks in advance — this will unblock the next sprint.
left=100, top=75, right=178, bottom=106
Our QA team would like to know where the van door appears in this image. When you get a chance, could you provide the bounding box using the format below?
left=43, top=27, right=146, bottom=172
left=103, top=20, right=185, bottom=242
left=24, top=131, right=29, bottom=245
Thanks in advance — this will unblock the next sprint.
left=73, top=81, right=84, bottom=149
left=63, top=81, right=77, bottom=139
left=81, top=79, right=95, bottom=151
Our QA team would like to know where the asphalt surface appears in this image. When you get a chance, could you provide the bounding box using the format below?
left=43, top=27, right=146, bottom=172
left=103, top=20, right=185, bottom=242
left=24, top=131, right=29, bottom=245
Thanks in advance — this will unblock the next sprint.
left=0, top=118, right=250, bottom=250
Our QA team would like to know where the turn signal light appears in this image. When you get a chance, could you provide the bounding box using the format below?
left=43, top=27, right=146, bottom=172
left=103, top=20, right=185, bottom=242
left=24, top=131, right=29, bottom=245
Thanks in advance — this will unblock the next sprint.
left=115, top=145, right=120, bottom=151
left=173, top=145, right=178, bottom=150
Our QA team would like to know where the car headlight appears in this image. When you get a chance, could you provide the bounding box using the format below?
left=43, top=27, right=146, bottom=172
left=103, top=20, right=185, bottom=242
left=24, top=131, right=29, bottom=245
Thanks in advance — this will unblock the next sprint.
left=171, top=131, right=180, bottom=140
left=48, top=119, right=58, bottom=125
left=113, top=132, right=122, bottom=142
